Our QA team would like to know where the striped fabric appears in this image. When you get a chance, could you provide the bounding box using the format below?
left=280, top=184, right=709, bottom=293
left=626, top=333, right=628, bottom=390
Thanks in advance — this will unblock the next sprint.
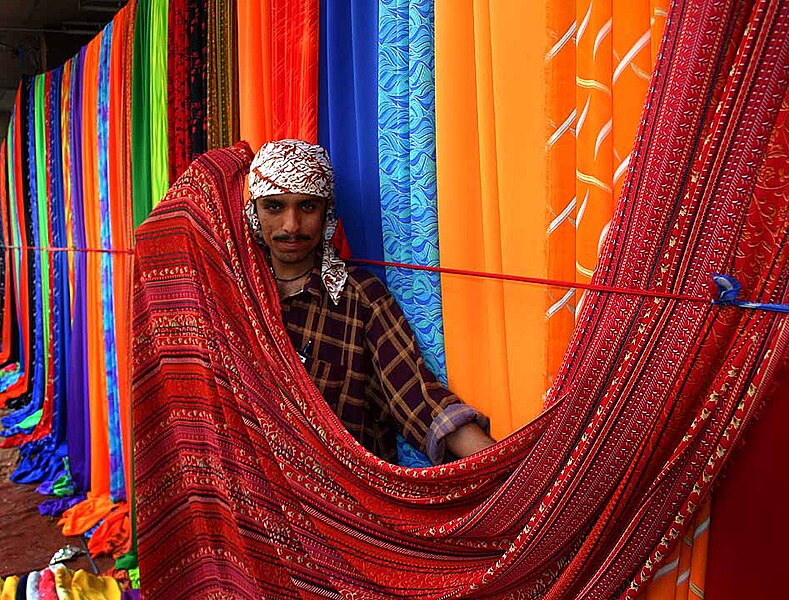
left=134, top=3, right=789, bottom=596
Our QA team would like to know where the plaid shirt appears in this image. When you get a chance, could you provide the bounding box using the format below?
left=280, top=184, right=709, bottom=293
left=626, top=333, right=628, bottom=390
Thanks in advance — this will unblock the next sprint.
left=280, top=266, right=487, bottom=464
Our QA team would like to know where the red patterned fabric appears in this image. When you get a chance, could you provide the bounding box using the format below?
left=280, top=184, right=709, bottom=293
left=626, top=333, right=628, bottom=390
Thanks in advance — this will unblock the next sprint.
left=167, top=0, right=191, bottom=184
left=133, top=1, right=789, bottom=598
left=704, top=96, right=789, bottom=599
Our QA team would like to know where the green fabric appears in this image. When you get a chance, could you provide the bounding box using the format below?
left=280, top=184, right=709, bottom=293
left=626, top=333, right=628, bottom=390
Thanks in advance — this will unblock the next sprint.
left=131, top=0, right=152, bottom=228
left=34, top=75, right=51, bottom=388
left=128, top=567, right=140, bottom=589
left=148, top=0, right=169, bottom=207
left=52, top=472, right=76, bottom=497
left=115, top=433, right=138, bottom=569
left=115, top=552, right=138, bottom=574
left=17, top=408, right=42, bottom=430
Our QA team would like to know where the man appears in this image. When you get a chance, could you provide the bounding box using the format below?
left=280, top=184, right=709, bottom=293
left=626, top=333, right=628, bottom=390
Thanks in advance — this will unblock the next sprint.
left=245, top=139, right=494, bottom=463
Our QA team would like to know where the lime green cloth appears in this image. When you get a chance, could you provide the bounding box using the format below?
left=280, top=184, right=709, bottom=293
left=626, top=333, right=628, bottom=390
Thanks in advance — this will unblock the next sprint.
left=132, top=0, right=152, bottom=228
left=149, top=0, right=169, bottom=207
left=17, top=408, right=42, bottom=430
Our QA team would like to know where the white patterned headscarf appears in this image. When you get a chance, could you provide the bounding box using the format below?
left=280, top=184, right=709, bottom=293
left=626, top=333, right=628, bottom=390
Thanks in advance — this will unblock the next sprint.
left=246, top=139, right=348, bottom=304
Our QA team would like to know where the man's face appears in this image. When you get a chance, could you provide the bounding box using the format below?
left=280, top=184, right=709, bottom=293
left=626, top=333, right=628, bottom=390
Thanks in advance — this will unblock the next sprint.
left=255, top=193, right=327, bottom=267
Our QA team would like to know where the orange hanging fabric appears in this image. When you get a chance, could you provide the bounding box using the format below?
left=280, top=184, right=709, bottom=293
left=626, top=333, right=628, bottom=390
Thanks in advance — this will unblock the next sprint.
left=80, top=35, right=111, bottom=499
left=236, top=0, right=319, bottom=150
left=435, top=1, right=552, bottom=437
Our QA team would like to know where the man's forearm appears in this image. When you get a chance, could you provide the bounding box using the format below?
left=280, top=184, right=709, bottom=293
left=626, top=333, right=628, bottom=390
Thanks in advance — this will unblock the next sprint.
left=445, top=422, right=496, bottom=458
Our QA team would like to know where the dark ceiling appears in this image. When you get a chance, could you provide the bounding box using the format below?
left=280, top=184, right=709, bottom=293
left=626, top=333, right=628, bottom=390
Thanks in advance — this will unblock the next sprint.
left=0, top=0, right=127, bottom=135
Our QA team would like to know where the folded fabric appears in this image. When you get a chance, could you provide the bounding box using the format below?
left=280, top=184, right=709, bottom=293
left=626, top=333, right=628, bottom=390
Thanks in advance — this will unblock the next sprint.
left=53, top=568, right=120, bottom=600
left=36, top=569, right=56, bottom=600
left=0, top=576, right=18, bottom=600
left=87, top=505, right=131, bottom=559
left=57, top=493, right=115, bottom=537
left=25, top=571, right=41, bottom=600
left=16, top=574, right=27, bottom=599
left=39, top=495, right=87, bottom=518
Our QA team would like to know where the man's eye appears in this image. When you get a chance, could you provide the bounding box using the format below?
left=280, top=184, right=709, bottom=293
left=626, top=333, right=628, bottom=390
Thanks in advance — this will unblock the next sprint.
left=262, top=202, right=281, bottom=212
left=301, top=202, right=316, bottom=212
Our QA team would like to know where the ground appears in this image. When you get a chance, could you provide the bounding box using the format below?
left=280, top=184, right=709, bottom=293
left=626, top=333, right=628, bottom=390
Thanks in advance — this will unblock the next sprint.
left=0, top=417, right=113, bottom=579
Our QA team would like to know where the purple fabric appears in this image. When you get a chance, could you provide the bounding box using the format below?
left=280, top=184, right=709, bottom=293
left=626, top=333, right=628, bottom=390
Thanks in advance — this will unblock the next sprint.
left=65, top=49, right=91, bottom=494
left=121, top=591, right=140, bottom=600
left=38, top=494, right=86, bottom=517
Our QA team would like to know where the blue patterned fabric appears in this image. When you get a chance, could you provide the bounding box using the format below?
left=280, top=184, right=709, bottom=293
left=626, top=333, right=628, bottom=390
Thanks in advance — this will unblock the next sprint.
left=48, top=67, right=71, bottom=457
left=98, top=24, right=126, bottom=502
left=2, top=77, right=43, bottom=436
left=15, top=67, right=71, bottom=487
left=318, top=0, right=385, bottom=283
left=12, top=70, right=71, bottom=485
left=378, top=1, right=445, bottom=468
left=378, top=0, right=446, bottom=383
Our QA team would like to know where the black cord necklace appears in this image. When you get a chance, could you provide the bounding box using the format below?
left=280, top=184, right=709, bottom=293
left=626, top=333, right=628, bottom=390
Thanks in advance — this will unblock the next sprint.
left=273, top=267, right=312, bottom=282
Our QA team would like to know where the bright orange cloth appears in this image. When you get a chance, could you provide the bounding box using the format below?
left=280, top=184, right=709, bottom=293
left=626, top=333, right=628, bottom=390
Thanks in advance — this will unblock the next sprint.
left=87, top=504, right=132, bottom=558
left=436, top=2, right=708, bottom=596
left=435, top=1, right=551, bottom=437
left=58, top=491, right=116, bottom=537
left=236, top=0, right=319, bottom=150
left=81, top=35, right=111, bottom=497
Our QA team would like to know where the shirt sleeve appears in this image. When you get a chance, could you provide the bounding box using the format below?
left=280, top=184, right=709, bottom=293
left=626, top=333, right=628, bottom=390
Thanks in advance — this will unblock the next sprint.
left=365, top=292, right=489, bottom=463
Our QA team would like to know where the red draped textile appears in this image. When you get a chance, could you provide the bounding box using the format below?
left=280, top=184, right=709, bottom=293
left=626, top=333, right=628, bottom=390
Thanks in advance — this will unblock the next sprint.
left=134, top=1, right=789, bottom=598
left=167, top=0, right=191, bottom=184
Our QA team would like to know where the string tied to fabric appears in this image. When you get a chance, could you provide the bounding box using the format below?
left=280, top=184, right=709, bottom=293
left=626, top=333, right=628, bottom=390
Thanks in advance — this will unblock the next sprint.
left=3, top=245, right=788, bottom=313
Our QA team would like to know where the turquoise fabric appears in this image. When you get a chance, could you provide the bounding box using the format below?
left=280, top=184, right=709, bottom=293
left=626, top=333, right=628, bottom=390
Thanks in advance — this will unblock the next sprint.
left=378, top=0, right=446, bottom=384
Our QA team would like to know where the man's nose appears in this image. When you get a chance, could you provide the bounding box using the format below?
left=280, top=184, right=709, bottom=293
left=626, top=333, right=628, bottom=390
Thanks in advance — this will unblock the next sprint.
left=281, top=208, right=300, bottom=233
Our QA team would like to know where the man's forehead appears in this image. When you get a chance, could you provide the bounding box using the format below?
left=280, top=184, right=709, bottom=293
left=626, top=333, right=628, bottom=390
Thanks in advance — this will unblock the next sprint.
left=253, top=193, right=328, bottom=204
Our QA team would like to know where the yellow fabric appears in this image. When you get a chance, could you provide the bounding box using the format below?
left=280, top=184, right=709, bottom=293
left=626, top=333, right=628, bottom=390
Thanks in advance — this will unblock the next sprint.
left=0, top=576, right=18, bottom=600
left=54, top=567, right=121, bottom=600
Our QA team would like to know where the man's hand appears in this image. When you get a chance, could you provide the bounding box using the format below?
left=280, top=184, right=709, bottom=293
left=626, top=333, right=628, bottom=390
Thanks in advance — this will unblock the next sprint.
left=445, top=423, right=496, bottom=458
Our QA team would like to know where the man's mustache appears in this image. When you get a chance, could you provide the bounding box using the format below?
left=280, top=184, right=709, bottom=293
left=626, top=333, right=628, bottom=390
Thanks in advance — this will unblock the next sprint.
left=272, top=234, right=312, bottom=242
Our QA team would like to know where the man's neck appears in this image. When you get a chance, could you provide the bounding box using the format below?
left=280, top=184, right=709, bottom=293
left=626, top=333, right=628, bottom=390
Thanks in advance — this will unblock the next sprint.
left=271, top=256, right=315, bottom=281
left=271, top=253, right=317, bottom=299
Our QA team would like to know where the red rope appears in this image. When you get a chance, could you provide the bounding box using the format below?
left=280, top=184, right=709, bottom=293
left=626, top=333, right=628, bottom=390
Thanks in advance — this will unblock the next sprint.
left=0, top=246, right=713, bottom=304
left=350, top=257, right=713, bottom=305
left=1, top=245, right=135, bottom=255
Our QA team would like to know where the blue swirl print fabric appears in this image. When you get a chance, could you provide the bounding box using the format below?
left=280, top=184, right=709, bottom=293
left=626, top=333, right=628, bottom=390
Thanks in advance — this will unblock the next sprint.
left=12, top=73, right=56, bottom=483
left=13, top=67, right=72, bottom=485
left=378, top=0, right=446, bottom=384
